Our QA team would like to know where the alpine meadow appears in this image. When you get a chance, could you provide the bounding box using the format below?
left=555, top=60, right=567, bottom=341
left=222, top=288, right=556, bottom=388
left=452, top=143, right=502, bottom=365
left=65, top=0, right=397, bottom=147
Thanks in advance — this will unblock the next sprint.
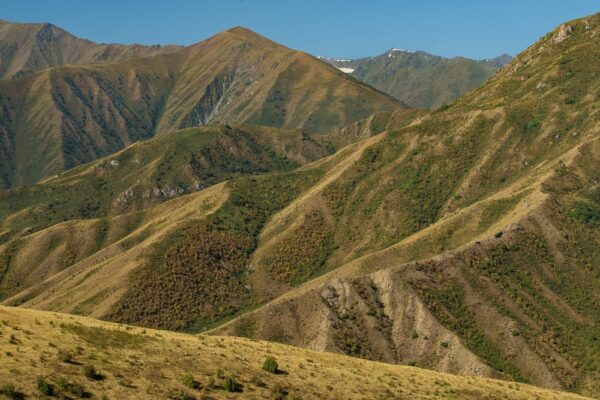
left=0, top=4, right=600, bottom=400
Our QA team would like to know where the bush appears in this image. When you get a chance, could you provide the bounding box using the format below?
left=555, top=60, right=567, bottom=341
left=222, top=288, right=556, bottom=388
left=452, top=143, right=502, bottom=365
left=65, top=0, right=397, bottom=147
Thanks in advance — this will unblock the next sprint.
left=262, top=357, right=279, bottom=374
left=222, top=376, right=239, bottom=392
left=37, top=377, right=54, bottom=396
left=57, top=378, right=86, bottom=398
left=181, top=374, right=200, bottom=390
left=83, top=364, right=103, bottom=380
left=526, top=118, right=540, bottom=131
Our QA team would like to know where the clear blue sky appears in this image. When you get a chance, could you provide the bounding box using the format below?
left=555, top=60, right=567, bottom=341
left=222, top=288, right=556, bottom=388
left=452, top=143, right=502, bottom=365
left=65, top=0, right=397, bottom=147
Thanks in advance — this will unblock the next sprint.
left=2, top=0, right=599, bottom=59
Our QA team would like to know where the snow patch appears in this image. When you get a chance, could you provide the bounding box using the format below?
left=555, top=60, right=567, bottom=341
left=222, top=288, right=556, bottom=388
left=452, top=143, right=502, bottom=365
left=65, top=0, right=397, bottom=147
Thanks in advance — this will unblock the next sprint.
left=337, top=67, right=355, bottom=73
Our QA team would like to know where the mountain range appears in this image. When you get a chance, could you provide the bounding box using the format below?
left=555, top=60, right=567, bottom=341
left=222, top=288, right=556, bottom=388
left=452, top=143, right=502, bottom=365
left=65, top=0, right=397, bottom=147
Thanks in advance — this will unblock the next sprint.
left=0, top=20, right=401, bottom=190
left=319, top=50, right=512, bottom=108
left=0, top=13, right=599, bottom=400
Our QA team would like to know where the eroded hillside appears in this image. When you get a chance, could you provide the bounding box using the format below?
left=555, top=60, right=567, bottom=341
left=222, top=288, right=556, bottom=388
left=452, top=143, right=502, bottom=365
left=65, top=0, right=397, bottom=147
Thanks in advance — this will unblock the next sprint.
left=0, top=25, right=401, bottom=189
left=1, top=11, right=600, bottom=400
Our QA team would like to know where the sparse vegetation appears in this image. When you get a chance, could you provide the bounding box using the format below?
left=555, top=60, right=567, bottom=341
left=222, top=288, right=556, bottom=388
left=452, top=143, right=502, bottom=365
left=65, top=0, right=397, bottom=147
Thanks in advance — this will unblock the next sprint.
left=36, top=377, right=54, bottom=396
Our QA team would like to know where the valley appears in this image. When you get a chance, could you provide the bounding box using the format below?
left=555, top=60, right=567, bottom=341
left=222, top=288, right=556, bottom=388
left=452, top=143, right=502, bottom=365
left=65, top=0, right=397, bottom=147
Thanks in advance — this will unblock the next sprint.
left=0, top=9, right=599, bottom=400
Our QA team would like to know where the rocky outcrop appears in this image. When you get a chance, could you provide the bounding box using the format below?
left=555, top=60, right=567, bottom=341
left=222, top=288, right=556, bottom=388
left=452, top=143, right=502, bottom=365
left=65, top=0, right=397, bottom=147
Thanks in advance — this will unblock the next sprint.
left=553, top=24, right=573, bottom=44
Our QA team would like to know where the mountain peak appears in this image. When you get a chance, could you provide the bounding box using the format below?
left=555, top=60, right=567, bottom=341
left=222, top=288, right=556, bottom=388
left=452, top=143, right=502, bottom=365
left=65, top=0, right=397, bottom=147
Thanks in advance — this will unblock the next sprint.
left=223, top=26, right=266, bottom=41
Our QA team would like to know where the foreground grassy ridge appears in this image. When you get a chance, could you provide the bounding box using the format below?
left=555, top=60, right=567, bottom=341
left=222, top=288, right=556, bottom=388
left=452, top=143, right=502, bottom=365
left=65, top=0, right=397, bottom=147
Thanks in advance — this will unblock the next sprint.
left=0, top=306, right=590, bottom=400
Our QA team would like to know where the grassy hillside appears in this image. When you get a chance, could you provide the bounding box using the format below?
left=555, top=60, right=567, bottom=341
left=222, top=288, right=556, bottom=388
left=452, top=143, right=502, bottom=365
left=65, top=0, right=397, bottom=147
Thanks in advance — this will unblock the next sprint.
left=320, top=51, right=511, bottom=109
left=0, top=24, right=402, bottom=189
left=208, top=14, right=600, bottom=397
left=0, top=123, right=332, bottom=302
left=0, top=20, right=181, bottom=80
left=1, top=11, right=600, bottom=399
left=0, top=306, right=590, bottom=400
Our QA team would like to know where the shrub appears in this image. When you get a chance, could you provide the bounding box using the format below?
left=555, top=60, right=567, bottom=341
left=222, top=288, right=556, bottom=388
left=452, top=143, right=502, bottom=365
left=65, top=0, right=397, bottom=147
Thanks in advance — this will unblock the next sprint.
left=181, top=374, right=200, bottom=390
left=222, top=376, right=239, bottom=392
left=83, top=364, right=103, bottom=380
left=262, top=357, right=279, bottom=374
left=37, top=377, right=54, bottom=396
left=441, top=341, right=450, bottom=348
left=57, top=378, right=86, bottom=398
left=526, top=118, right=540, bottom=131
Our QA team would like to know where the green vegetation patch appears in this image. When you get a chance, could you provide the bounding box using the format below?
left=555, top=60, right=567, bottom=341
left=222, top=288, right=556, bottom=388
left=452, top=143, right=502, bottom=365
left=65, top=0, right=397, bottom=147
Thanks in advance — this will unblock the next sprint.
left=62, top=323, right=155, bottom=349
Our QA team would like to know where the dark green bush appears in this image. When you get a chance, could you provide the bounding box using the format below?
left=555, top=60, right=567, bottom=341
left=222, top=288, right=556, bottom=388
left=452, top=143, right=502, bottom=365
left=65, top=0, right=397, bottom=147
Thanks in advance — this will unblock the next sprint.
left=262, top=356, right=279, bottom=374
left=526, top=118, right=540, bottom=131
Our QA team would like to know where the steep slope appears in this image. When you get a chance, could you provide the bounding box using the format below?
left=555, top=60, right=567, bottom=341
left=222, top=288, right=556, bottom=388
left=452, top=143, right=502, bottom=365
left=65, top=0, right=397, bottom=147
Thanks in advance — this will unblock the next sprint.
left=0, top=123, right=330, bottom=302
left=209, top=15, right=600, bottom=397
left=0, top=25, right=402, bottom=189
left=0, top=307, right=588, bottom=400
left=2, top=12, right=600, bottom=398
left=0, top=19, right=181, bottom=80
left=320, top=50, right=511, bottom=108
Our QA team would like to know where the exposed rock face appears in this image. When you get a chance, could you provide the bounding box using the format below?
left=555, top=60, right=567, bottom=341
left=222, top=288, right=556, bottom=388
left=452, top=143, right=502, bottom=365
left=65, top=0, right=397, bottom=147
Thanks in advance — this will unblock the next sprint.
left=553, top=24, right=574, bottom=44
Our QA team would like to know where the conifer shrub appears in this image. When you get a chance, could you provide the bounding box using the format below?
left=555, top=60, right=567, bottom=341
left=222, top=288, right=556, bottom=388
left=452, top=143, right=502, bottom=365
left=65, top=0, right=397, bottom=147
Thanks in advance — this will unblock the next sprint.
left=262, top=356, right=279, bottom=374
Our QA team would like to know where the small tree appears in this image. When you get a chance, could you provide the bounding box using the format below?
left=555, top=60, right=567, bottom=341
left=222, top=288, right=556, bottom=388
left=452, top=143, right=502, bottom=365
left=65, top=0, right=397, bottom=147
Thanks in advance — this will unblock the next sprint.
left=262, top=357, right=278, bottom=374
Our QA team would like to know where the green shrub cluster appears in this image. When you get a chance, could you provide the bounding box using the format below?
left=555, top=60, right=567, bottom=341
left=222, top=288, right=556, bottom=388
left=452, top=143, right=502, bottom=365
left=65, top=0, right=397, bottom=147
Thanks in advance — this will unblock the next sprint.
left=262, top=356, right=278, bottom=374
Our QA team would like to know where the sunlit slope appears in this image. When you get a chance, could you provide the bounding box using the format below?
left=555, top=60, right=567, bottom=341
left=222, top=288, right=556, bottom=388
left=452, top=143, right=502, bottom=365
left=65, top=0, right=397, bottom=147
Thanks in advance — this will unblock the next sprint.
left=211, top=15, right=600, bottom=397
left=0, top=306, right=590, bottom=400
left=0, top=25, right=402, bottom=189
left=2, top=12, right=600, bottom=399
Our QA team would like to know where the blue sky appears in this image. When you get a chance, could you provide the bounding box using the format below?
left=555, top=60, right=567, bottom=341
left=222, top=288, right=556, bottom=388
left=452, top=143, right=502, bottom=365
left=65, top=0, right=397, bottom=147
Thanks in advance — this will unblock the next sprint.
left=2, top=1, right=599, bottom=59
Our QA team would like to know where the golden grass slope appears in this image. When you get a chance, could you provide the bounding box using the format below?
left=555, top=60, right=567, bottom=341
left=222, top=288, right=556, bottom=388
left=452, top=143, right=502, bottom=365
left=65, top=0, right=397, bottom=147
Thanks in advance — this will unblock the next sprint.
left=0, top=306, right=591, bottom=400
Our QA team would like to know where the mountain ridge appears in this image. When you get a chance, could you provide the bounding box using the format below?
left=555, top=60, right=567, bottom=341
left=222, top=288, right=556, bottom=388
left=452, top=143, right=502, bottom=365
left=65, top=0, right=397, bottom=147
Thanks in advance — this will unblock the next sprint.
left=319, top=49, right=512, bottom=108
left=1, top=11, right=600, bottom=399
left=0, top=22, right=402, bottom=189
